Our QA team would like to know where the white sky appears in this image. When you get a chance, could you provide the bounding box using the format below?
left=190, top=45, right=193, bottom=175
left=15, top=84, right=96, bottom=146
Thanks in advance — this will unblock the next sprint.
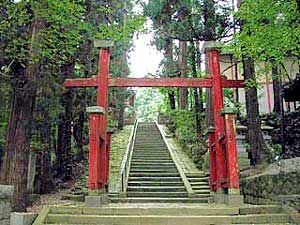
left=128, top=20, right=163, bottom=78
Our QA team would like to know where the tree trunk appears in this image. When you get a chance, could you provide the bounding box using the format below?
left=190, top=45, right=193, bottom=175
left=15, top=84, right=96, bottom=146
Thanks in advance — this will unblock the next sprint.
left=243, top=57, right=267, bottom=165
left=165, top=37, right=176, bottom=110
left=56, top=61, right=74, bottom=181
left=203, top=0, right=215, bottom=127
left=272, top=66, right=281, bottom=114
left=178, top=40, right=188, bottom=109
left=191, top=42, right=202, bottom=137
left=0, top=19, right=44, bottom=212
left=118, top=101, right=125, bottom=130
left=73, top=111, right=85, bottom=161
left=39, top=113, right=55, bottom=194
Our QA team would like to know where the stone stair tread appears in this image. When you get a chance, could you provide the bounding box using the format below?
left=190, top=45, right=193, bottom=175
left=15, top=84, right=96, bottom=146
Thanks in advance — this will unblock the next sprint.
left=48, top=206, right=239, bottom=215
left=130, top=170, right=178, bottom=173
left=130, top=173, right=180, bottom=177
left=46, top=213, right=291, bottom=224
left=129, top=176, right=182, bottom=179
left=187, top=177, right=209, bottom=181
left=192, top=185, right=211, bottom=189
left=110, top=198, right=209, bottom=203
left=127, top=186, right=186, bottom=190
left=128, top=182, right=184, bottom=186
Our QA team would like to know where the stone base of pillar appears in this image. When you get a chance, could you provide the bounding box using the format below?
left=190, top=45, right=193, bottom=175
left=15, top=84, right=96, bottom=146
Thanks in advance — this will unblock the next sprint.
left=85, top=194, right=110, bottom=207
left=210, top=189, right=244, bottom=206
left=224, top=194, right=244, bottom=206
left=10, top=212, right=37, bottom=225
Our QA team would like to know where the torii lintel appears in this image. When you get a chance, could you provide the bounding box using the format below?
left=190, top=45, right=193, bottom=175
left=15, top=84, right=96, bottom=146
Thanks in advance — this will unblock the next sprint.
left=64, top=77, right=245, bottom=88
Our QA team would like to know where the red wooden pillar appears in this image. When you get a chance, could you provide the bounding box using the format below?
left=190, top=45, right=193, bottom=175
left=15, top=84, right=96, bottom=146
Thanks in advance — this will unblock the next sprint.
left=209, top=49, right=228, bottom=191
left=88, top=113, right=101, bottom=190
left=97, top=48, right=110, bottom=190
left=224, top=113, right=240, bottom=190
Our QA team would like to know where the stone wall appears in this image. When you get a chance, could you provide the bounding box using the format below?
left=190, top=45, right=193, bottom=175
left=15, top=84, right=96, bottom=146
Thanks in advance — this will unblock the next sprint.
left=241, top=157, right=300, bottom=211
left=0, top=185, right=14, bottom=225
left=270, top=111, right=300, bottom=158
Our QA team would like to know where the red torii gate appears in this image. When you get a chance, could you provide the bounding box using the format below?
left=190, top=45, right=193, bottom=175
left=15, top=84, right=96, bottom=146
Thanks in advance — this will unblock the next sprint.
left=64, top=40, right=244, bottom=198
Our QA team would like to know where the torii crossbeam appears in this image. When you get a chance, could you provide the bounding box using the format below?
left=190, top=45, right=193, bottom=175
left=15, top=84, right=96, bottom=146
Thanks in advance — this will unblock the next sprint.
left=64, top=40, right=245, bottom=200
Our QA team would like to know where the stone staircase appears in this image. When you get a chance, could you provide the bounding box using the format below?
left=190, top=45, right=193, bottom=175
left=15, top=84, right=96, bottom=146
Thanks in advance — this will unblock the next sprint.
left=34, top=205, right=297, bottom=224
left=32, top=122, right=299, bottom=225
left=186, top=173, right=211, bottom=196
left=112, top=122, right=209, bottom=203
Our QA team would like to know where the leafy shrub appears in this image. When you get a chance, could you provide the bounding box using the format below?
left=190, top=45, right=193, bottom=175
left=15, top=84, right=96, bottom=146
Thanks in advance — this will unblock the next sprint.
left=167, top=109, right=208, bottom=168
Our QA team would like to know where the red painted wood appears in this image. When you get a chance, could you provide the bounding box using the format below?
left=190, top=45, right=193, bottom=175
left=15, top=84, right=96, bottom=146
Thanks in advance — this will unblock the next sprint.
left=64, top=77, right=97, bottom=87
left=109, top=78, right=213, bottom=87
left=97, top=49, right=110, bottom=189
left=64, top=46, right=244, bottom=193
left=222, top=79, right=245, bottom=88
left=88, top=114, right=101, bottom=190
left=210, top=49, right=228, bottom=191
left=64, top=77, right=244, bottom=88
left=224, top=114, right=240, bottom=189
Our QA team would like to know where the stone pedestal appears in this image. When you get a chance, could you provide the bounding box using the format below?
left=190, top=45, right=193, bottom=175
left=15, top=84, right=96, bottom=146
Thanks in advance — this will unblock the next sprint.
left=0, top=185, right=14, bottom=225
left=212, top=189, right=244, bottom=206
left=10, top=213, right=37, bottom=225
left=85, top=194, right=110, bottom=207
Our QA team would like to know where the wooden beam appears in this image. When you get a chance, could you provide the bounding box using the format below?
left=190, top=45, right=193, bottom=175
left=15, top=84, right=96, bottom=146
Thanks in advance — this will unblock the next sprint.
left=108, top=78, right=213, bottom=87
left=64, top=77, right=97, bottom=87
left=222, top=80, right=245, bottom=88
left=64, top=77, right=245, bottom=88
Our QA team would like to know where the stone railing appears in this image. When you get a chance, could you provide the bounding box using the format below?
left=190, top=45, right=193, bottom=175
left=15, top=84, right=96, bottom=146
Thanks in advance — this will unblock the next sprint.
left=0, top=185, right=14, bottom=225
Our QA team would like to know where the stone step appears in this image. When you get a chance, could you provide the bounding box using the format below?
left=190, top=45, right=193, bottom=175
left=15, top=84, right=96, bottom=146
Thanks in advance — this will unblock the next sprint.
left=129, top=172, right=180, bottom=177
left=127, top=191, right=189, bottom=198
left=110, top=197, right=210, bottom=203
left=133, top=150, right=169, bottom=153
left=239, top=206, right=285, bottom=215
left=131, top=159, right=173, bottom=163
left=127, top=186, right=186, bottom=192
left=191, top=185, right=211, bottom=190
left=192, top=189, right=211, bottom=194
left=186, top=173, right=209, bottom=177
left=187, top=177, right=210, bottom=182
left=134, top=144, right=166, bottom=147
left=190, top=181, right=209, bottom=186
left=129, top=177, right=182, bottom=182
left=130, top=164, right=176, bottom=168
left=132, top=155, right=171, bottom=159
left=46, top=213, right=291, bottom=224
left=130, top=169, right=178, bottom=173
left=48, top=206, right=240, bottom=216
left=132, top=154, right=171, bottom=157
left=132, top=155, right=169, bottom=157
left=128, top=181, right=184, bottom=186
left=131, top=162, right=175, bottom=166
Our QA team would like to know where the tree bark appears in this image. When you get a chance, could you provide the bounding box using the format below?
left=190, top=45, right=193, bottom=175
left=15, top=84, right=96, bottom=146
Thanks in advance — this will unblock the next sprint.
left=178, top=40, right=188, bottom=109
left=243, top=57, right=267, bottom=165
left=203, top=0, right=215, bottom=127
left=191, top=42, right=202, bottom=137
left=56, top=61, right=74, bottom=181
left=73, top=111, right=85, bottom=161
left=39, top=113, right=55, bottom=194
left=272, top=66, right=281, bottom=114
left=0, top=19, right=44, bottom=212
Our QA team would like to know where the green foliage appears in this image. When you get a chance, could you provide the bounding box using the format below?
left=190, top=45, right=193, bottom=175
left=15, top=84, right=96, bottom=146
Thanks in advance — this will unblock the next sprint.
left=143, top=0, right=232, bottom=43
left=169, top=110, right=198, bottom=145
left=229, top=0, right=300, bottom=65
left=134, top=88, right=164, bottom=121
left=167, top=109, right=207, bottom=168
